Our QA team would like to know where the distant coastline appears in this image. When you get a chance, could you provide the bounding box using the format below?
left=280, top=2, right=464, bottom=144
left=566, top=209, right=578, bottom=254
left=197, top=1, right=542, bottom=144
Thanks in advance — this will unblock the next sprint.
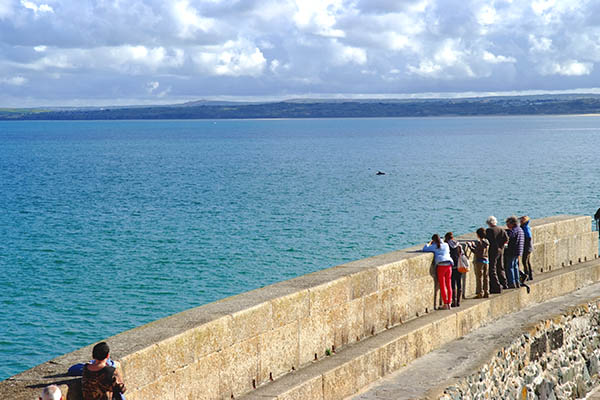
left=4, top=94, right=600, bottom=120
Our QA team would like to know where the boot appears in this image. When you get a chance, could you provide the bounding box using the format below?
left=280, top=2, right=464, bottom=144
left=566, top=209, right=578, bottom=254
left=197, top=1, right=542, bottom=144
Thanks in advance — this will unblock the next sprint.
left=451, top=292, right=457, bottom=308
left=456, top=290, right=462, bottom=307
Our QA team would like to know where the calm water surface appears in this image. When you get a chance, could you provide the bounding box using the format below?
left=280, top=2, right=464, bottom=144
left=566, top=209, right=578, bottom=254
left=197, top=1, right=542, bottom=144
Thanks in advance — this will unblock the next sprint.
left=1, top=116, right=599, bottom=380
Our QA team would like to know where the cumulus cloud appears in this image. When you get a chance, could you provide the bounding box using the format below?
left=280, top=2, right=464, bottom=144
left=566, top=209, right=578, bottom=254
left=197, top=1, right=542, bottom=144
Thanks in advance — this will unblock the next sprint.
left=1, top=0, right=600, bottom=106
left=192, top=39, right=266, bottom=77
left=20, top=0, right=53, bottom=16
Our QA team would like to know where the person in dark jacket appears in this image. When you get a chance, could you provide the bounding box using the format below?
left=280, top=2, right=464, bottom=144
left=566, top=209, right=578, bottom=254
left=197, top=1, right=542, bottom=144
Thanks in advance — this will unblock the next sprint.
left=505, top=215, right=524, bottom=288
left=486, top=216, right=509, bottom=293
left=520, top=216, right=534, bottom=281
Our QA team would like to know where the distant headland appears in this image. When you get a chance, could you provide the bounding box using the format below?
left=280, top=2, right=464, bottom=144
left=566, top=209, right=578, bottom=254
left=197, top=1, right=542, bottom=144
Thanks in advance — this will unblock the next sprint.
left=4, top=94, right=600, bottom=120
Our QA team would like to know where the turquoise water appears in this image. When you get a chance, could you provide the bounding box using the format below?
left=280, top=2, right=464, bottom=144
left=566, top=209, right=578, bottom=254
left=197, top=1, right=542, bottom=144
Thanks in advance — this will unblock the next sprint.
left=1, top=116, right=598, bottom=380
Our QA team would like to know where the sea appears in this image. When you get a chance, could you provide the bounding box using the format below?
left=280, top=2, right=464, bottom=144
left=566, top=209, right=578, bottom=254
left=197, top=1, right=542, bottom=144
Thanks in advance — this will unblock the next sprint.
left=1, top=116, right=599, bottom=381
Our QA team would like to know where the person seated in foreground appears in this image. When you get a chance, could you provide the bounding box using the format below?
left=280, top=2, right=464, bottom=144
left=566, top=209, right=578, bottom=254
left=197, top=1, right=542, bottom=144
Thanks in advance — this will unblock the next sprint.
left=40, top=384, right=62, bottom=400
left=82, top=342, right=126, bottom=400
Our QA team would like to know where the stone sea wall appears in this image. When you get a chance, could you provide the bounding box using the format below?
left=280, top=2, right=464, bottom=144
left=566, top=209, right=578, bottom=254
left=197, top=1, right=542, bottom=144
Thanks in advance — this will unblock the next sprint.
left=441, top=301, right=600, bottom=400
left=0, top=215, right=597, bottom=400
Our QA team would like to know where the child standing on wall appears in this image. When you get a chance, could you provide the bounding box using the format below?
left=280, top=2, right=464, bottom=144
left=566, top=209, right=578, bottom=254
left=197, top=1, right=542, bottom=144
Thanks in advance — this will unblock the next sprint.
left=468, top=228, right=490, bottom=298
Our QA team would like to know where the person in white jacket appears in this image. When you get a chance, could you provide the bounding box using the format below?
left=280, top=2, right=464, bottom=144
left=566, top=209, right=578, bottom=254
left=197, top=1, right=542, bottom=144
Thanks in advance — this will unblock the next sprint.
left=423, top=234, right=454, bottom=309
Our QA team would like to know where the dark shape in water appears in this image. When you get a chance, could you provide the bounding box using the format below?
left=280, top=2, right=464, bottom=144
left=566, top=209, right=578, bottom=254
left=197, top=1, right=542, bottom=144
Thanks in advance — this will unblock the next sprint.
left=376, top=171, right=386, bottom=175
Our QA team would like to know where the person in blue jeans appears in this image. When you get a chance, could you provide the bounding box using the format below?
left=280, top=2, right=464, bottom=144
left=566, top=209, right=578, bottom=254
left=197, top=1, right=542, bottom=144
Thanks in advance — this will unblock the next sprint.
left=505, top=216, right=524, bottom=288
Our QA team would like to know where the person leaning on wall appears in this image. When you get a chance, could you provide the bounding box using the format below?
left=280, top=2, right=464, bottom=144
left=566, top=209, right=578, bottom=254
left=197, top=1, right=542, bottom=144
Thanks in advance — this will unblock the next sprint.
left=422, top=234, right=454, bottom=310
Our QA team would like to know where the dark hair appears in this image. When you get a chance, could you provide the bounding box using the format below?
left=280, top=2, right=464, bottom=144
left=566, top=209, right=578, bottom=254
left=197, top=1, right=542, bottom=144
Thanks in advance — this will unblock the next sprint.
left=92, top=342, right=110, bottom=361
left=476, top=227, right=486, bottom=239
left=444, top=232, right=453, bottom=241
left=431, top=234, right=441, bottom=248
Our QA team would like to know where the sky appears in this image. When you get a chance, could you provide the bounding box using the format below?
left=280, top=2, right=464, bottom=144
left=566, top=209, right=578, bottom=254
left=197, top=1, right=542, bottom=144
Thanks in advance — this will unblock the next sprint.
left=2, top=0, right=600, bottom=107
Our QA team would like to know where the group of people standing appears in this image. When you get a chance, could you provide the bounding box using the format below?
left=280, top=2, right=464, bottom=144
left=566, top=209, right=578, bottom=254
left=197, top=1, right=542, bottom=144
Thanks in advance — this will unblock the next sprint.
left=423, top=215, right=534, bottom=309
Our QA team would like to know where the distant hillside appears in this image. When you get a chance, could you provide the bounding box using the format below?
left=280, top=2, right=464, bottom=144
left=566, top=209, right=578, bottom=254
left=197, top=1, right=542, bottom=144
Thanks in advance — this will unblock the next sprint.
left=3, top=95, right=600, bottom=120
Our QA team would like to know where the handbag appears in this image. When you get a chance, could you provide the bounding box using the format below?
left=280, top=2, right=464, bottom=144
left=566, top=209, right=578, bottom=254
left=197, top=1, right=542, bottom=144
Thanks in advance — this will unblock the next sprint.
left=457, top=252, right=470, bottom=274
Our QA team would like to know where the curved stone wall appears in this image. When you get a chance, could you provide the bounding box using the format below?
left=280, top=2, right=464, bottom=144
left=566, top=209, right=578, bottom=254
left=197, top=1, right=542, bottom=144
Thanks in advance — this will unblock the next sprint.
left=0, top=215, right=597, bottom=400
left=440, top=300, right=600, bottom=400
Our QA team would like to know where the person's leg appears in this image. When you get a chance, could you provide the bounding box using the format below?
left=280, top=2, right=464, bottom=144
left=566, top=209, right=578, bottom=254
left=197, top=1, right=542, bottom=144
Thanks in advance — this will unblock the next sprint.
left=474, top=261, right=483, bottom=297
left=488, top=250, right=502, bottom=293
left=482, top=262, right=489, bottom=297
left=443, top=266, right=453, bottom=308
left=512, top=257, right=521, bottom=288
left=453, top=269, right=462, bottom=306
left=497, top=250, right=508, bottom=289
left=523, top=251, right=533, bottom=280
left=451, top=269, right=460, bottom=306
left=437, top=266, right=448, bottom=307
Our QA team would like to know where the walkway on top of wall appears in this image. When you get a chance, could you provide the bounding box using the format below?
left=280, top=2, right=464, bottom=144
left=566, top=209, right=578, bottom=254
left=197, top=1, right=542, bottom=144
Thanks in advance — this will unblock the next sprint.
left=241, top=257, right=600, bottom=400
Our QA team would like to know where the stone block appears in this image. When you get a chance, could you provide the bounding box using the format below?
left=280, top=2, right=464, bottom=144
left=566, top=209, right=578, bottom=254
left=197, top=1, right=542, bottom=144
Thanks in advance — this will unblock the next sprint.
left=574, top=216, right=591, bottom=234
left=271, top=290, right=309, bottom=328
left=219, top=337, right=259, bottom=399
left=363, top=291, right=388, bottom=336
left=556, top=238, right=570, bottom=269
left=128, top=372, right=175, bottom=400
left=386, top=285, right=409, bottom=326
left=353, top=348, right=384, bottom=392
left=490, top=291, right=520, bottom=320
left=349, top=268, right=379, bottom=299
left=383, top=333, right=415, bottom=374
left=277, top=375, right=323, bottom=400
left=231, top=302, right=273, bottom=343
left=259, top=322, right=299, bottom=384
left=587, top=232, right=599, bottom=259
left=556, top=219, right=576, bottom=238
left=456, top=302, right=490, bottom=337
left=406, top=254, right=434, bottom=281
left=190, top=315, right=234, bottom=360
left=322, top=361, right=356, bottom=400
left=431, top=313, right=458, bottom=349
left=298, top=312, right=333, bottom=366
left=531, top=242, right=545, bottom=272
left=309, top=278, right=351, bottom=314
left=172, top=353, right=220, bottom=400
left=377, top=259, right=409, bottom=291
left=545, top=240, right=558, bottom=271
left=327, top=297, right=364, bottom=348
left=121, top=345, right=163, bottom=390
left=154, top=331, right=196, bottom=376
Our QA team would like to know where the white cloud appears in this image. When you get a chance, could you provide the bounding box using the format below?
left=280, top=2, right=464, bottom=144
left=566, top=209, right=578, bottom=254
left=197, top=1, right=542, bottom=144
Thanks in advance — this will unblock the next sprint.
left=407, top=60, right=442, bottom=77
left=483, top=51, right=516, bottom=64
left=192, top=39, right=266, bottom=77
left=334, top=44, right=367, bottom=65
left=172, top=0, right=216, bottom=39
left=545, top=60, right=593, bottom=76
left=293, top=0, right=346, bottom=37
left=477, top=5, right=497, bottom=25
left=20, top=0, right=53, bottom=16
left=33, top=45, right=47, bottom=52
left=1, top=76, right=27, bottom=85
left=529, top=35, right=553, bottom=53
